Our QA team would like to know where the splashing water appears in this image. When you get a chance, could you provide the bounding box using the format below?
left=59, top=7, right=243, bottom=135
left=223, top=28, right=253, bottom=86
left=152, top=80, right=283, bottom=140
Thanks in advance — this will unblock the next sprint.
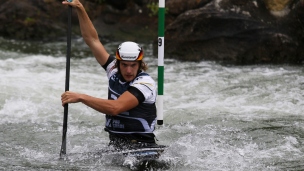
left=1, top=38, right=304, bottom=170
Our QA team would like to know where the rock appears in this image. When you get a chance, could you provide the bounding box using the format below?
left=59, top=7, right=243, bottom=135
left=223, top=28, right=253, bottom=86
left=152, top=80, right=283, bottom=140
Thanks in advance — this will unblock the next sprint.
left=0, top=0, right=303, bottom=64
left=0, top=0, right=152, bottom=41
left=264, top=0, right=291, bottom=11
left=91, top=0, right=159, bottom=42
left=164, top=0, right=304, bottom=64
left=0, top=0, right=68, bottom=40
left=166, top=0, right=212, bottom=16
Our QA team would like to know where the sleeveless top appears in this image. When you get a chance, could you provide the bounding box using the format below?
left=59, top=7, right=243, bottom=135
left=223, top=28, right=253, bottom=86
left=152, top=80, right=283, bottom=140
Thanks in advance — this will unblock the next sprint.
left=103, top=56, right=157, bottom=143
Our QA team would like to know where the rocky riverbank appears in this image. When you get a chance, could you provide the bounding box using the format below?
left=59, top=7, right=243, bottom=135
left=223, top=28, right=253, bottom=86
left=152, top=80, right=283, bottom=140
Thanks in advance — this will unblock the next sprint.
left=0, top=0, right=303, bottom=64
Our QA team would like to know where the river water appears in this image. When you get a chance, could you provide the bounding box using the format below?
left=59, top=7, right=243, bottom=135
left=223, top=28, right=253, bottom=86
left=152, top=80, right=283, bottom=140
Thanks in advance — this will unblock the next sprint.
left=0, top=37, right=304, bottom=171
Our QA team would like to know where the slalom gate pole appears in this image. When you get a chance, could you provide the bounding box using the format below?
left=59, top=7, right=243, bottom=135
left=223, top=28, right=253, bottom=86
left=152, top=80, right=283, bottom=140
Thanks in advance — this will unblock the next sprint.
left=157, top=0, right=165, bottom=125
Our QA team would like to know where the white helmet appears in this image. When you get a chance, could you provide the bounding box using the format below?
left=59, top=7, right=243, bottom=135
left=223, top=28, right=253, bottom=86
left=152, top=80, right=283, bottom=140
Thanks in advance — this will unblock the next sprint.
left=116, top=41, right=143, bottom=61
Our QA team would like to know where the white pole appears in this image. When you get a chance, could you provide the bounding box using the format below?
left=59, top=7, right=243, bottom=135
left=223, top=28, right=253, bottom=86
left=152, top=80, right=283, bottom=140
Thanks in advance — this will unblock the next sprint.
left=157, top=0, right=165, bottom=125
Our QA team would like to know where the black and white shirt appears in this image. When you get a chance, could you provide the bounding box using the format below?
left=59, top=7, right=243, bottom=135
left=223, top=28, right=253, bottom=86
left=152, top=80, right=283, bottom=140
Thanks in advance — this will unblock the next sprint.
left=103, top=55, right=157, bottom=142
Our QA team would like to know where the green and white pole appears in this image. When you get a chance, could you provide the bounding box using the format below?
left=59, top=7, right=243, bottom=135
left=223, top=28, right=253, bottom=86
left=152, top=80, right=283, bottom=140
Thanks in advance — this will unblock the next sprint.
left=157, top=0, right=165, bottom=125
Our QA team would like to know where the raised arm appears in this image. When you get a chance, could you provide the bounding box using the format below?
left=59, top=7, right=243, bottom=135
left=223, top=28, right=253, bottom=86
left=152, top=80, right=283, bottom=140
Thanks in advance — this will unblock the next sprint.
left=62, top=0, right=109, bottom=66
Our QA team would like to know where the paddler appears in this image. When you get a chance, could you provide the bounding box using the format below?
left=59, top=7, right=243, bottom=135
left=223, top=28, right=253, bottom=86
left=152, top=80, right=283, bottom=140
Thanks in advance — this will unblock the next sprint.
left=61, top=0, right=161, bottom=150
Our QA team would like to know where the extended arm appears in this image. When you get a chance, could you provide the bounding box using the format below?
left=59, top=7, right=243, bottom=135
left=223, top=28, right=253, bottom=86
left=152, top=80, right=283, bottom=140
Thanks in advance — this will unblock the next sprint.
left=62, top=0, right=109, bottom=66
left=61, top=91, right=139, bottom=116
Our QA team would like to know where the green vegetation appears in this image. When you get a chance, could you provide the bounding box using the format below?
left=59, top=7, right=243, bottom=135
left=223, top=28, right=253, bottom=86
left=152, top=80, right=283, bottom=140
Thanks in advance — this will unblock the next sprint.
left=146, top=2, right=169, bottom=17
left=24, top=17, right=36, bottom=26
left=147, top=2, right=158, bottom=17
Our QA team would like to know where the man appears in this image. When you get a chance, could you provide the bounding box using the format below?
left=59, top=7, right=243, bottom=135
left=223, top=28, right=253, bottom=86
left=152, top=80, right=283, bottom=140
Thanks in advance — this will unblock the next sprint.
left=61, top=0, right=160, bottom=150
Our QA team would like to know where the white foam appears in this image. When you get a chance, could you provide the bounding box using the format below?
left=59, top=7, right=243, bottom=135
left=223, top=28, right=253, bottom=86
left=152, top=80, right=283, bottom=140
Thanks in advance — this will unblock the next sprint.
left=1, top=50, right=304, bottom=170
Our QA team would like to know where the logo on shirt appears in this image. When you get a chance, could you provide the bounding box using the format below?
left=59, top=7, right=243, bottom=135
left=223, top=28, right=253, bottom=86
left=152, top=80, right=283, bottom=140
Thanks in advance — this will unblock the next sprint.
left=113, top=119, right=124, bottom=129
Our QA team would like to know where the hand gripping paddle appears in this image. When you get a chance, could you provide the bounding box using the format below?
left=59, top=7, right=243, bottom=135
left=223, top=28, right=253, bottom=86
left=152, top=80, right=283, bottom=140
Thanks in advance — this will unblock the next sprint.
left=60, top=0, right=72, bottom=158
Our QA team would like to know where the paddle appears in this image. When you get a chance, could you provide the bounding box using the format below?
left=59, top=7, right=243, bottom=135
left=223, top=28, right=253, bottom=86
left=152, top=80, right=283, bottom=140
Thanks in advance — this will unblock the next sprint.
left=60, top=1, right=72, bottom=158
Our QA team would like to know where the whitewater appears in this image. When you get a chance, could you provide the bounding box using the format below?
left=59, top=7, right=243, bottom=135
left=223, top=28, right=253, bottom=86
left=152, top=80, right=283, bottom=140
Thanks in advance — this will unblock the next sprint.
left=0, top=37, right=304, bottom=170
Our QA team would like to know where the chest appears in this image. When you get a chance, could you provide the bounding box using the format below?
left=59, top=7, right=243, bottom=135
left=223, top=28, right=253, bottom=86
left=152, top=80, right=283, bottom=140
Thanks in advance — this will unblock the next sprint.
left=108, top=74, right=131, bottom=97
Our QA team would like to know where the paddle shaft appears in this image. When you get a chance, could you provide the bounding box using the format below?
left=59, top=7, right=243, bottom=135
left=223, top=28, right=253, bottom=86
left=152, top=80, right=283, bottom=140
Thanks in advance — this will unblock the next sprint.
left=60, top=5, right=72, bottom=158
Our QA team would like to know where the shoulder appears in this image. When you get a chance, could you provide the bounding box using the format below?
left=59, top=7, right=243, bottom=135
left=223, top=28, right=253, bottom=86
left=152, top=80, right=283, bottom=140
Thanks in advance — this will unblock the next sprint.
left=134, top=72, right=155, bottom=83
left=103, top=55, right=116, bottom=70
left=131, top=72, right=156, bottom=89
left=130, top=72, right=156, bottom=103
left=104, top=55, right=117, bottom=78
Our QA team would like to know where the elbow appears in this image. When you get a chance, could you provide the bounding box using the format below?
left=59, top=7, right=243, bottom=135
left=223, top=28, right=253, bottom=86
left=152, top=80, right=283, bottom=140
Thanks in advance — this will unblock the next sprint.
left=107, top=105, right=122, bottom=116
left=109, top=111, right=119, bottom=116
left=100, top=100, right=128, bottom=116
left=82, top=35, right=93, bottom=46
left=82, top=32, right=99, bottom=45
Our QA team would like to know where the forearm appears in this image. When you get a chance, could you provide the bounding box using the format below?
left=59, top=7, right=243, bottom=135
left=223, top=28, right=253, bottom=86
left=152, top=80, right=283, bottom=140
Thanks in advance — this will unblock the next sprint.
left=73, top=3, right=109, bottom=66
left=75, top=4, right=99, bottom=46
left=61, top=91, right=139, bottom=116
left=79, top=94, right=120, bottom=116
